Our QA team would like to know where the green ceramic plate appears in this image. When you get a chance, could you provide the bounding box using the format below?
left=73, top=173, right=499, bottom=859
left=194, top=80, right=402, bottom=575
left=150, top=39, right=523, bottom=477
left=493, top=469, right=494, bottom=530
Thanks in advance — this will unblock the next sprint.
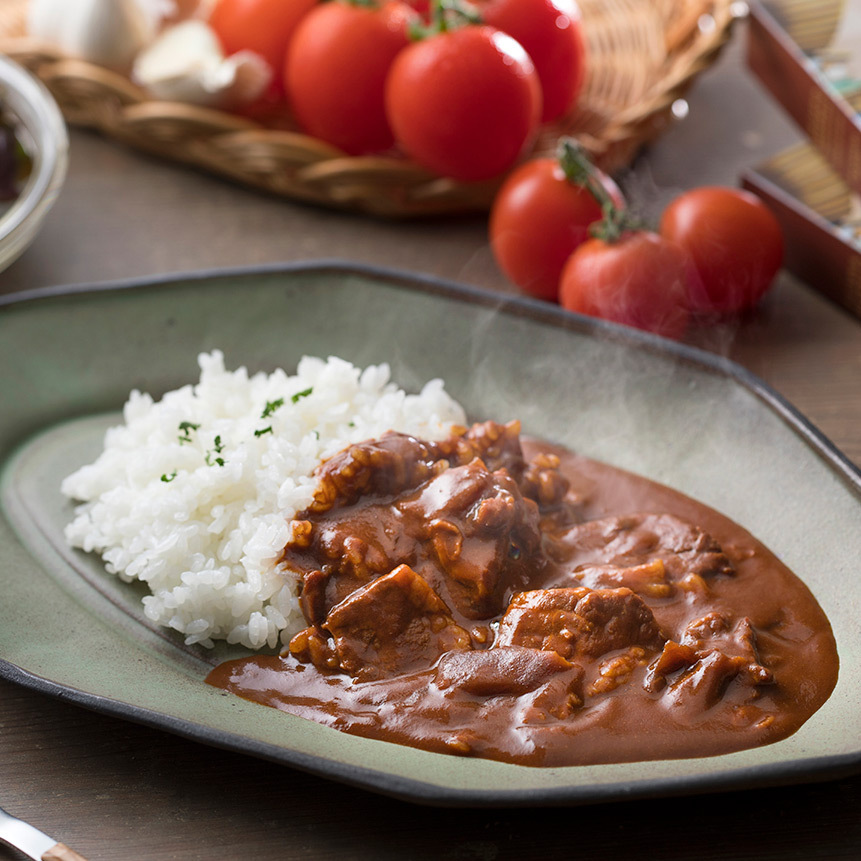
left=1, top=262, right=859, bottom=806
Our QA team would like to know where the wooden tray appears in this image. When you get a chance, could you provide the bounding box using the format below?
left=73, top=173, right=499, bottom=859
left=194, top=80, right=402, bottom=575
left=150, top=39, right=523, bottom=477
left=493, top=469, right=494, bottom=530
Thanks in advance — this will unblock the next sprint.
left=0, top=0, right=742, bottom=216
left=743, top=143, right=861, bottom=320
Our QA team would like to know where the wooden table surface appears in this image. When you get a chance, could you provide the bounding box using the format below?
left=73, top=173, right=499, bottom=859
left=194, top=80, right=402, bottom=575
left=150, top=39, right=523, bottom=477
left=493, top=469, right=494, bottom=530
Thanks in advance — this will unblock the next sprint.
left=2, top=23, right=860, bottom=861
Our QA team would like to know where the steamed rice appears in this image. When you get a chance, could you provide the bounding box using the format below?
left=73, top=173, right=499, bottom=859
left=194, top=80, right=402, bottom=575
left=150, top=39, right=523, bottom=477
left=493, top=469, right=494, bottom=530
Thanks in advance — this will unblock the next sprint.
left=62, top=351, right=466, bottom=649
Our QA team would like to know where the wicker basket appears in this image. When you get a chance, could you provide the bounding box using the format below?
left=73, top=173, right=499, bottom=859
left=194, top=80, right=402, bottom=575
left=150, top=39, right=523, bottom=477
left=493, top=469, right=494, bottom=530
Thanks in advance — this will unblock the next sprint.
left=0, top=0, right=742, bottom=217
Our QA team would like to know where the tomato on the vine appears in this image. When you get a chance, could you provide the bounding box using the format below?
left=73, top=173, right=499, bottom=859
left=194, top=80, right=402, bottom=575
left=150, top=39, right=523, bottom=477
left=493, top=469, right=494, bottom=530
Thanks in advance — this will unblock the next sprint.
left=285, top=1, right=417, bottom=155
left=660, top=186, right=783, bottom=314
left=559, top=230, right=691, bottom=339
left=478, top=0, right=585, bottom=122
left=385, top=23, right=541, bottom=182
left=489, top=140, right=623, bottom=300
left=209, top=0, right=318, bottom=94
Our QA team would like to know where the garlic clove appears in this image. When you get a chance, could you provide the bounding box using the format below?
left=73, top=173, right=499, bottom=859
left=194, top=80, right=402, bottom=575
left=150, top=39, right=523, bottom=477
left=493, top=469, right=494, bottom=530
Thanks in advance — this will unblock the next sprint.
left=133, top=19, right=221, bottom=81
left=132, top=20, right=272, bottom=108
left=201, top=51, right=274, bottom=107
left=28, top=0, right=157, bottom=71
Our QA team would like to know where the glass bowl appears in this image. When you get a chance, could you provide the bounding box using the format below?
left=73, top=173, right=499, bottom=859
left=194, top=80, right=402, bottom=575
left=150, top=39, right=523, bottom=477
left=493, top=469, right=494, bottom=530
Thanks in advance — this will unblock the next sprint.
left=0, top=54, right=68, bottom=273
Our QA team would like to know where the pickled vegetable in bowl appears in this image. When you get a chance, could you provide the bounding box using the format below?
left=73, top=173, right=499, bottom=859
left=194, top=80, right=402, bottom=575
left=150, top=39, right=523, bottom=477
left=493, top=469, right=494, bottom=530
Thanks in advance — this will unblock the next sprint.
left=0, top=107, right=32, bottom=207
left=0, top=55, right=67, bottom=272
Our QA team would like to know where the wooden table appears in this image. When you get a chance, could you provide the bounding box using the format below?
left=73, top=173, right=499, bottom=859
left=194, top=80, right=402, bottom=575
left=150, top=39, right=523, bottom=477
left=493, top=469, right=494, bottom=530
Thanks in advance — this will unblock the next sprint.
left=2, top=25, right=860, bottom=861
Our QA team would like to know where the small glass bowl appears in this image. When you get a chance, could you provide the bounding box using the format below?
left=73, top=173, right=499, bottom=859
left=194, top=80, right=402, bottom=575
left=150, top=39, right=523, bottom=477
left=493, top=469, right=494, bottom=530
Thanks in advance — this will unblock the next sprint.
left=0, top=55, right=68, bottom=273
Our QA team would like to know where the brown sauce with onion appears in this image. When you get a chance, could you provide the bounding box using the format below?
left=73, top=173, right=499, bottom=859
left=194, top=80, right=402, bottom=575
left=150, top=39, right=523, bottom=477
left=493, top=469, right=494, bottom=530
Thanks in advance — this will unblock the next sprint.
left=206, top=423, right=838, bottom=767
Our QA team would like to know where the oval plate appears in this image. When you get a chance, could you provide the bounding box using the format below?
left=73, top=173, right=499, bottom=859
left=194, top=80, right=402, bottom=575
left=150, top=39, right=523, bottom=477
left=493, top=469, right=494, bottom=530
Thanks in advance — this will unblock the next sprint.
left=1, top=261, right=859, bottom=806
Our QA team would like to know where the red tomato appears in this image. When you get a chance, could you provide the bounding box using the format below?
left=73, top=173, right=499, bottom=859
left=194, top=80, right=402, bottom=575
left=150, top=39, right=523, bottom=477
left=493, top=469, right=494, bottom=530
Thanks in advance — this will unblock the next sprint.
left=285, top=2, right=417, bottom=155
left=559, top=231, right=691, bottom=339
left=660, top=186, right=784, bottom=314
left=385, top=25, right=542, bottom=182
left=479, top=0, right=585, bottom=122
left=402, top=0, right=431, bottom=14
left=209, top=0, right=318, bottom=94
left=489, top=156, right=622, bottom=301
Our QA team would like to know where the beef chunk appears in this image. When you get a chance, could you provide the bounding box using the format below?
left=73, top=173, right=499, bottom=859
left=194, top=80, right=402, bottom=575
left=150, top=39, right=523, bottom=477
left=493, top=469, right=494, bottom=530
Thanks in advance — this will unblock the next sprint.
left=308, top=432, right=447, bottom=513
left=496, top=586, right=666, bottom=660
left=646, top=612, right=774, bottom=707
left=520, top=671, right=585, bottom=721
left=559, top=513, right=734, bottom=582
left=397, top=458, right=544, bottom=619
left=435, top=646, right=584, bottom=722
left=315, top=564, right=471, bottom=681
left=681, top=612, right=773, bottom=687
left=435, top=645, right=574, bottom=696
left=495, top=587, right=587, bottom=659
left=289, top=504, right=420, bottom=624
left=571, top=559, right=673, bottom=599
left=570, top=587, right=667, bottom=654
left=665, top=649, right=747, bottom=711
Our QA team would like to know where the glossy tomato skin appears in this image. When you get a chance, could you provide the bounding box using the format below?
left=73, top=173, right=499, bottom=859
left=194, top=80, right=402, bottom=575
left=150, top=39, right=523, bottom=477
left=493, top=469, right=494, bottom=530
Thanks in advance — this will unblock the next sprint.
left=385, top=26, right=542, bottom=182
left=285, top=2, right=416, bottom=155
left=489, top=156, right=622, bottom=300
left=660, top=186, right=784, bottom=314
left=559, top=231, right=691, bottom=339
left=402, top=0, right=430, bottom=14
left=210, top=0, right=318, bottom=93
left=479, top=0, right=585, bottom=122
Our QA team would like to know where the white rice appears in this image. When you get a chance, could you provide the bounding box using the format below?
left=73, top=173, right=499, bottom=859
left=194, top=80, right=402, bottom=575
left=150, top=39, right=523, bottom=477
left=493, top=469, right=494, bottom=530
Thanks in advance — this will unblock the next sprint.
left=61, top=351, right=466, bottom=650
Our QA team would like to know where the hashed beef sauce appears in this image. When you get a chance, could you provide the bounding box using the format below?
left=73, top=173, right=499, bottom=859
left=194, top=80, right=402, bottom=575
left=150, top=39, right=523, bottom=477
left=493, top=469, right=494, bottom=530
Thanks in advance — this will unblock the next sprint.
left=206, top=421, right=838, bottom=767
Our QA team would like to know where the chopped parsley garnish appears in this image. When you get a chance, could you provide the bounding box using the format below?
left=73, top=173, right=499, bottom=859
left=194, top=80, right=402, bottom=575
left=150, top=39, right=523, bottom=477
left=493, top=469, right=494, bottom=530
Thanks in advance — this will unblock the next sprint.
left=205, top=434, right=226, bottom=466
left=254, top=426, right=273, bottom=438
left=291, top=387, right=313, bottom=404
left=261, top=398, right=284, bottom=419
left=160, top=471, right=177, bottom=483
left=178, top=421, right=201, bottom=445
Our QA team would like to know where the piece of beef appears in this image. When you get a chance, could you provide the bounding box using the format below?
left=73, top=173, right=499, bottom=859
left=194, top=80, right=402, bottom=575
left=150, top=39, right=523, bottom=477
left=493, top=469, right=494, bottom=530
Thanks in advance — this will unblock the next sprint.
left=291, top=564, right=471, bottom=681
left=646, top=611, right=774, bottom=709
left=496, top=586, right=666, bottom=660
left=435, top=644, right=574, bottom=696
left=435, top=645, right=584, bottom=721
left=289, top=501, right=422, bottom=625
left=569, top=559, right=673, bottom=599
left=396, top=457, right=544, bottom=619
left=307, top=431, right=447, bottom=514
left=557, top=513, right=734, bottom=582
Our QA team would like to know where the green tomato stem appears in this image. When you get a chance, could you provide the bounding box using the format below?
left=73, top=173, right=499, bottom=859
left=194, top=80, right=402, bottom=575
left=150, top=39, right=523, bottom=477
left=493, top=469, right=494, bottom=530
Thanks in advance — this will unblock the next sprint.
left=409, top=0, right=482, bottom=39
left=557, top=137, right=643, bottom=243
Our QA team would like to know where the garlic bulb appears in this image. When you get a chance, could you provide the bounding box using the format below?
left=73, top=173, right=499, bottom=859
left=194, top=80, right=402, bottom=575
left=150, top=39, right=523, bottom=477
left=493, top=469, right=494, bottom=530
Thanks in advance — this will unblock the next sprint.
left=132, top=20, right=272, bottom=109
left=27, top=0, right=158, bottom=70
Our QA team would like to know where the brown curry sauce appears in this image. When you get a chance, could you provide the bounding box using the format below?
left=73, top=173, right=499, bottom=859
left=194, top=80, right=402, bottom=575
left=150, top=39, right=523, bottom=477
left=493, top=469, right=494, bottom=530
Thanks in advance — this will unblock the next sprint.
left=206, top=421, right=838, bottom=767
